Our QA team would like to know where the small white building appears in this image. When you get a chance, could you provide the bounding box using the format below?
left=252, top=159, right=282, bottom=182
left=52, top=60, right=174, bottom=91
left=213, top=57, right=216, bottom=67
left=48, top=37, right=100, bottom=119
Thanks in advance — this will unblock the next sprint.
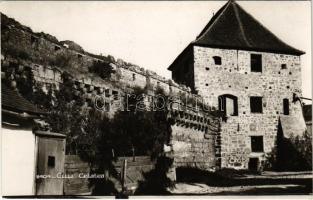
left=2, top=84, right=66, bottom=196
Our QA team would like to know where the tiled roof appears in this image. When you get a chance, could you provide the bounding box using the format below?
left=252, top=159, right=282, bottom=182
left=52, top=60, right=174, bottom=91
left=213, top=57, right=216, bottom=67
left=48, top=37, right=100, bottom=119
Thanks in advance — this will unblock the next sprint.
left=303, top=104, right=312, bottom=122
left=2, top=84, right=45, bottom=115
left=194, top=0, right=304, bottom=55
left=168, top=0, right=304, bottom=70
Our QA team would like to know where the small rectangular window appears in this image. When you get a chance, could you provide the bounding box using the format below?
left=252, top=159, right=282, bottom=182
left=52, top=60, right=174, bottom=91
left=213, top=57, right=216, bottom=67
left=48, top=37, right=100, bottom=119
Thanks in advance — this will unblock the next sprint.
left=251, top=54, right=262, bottom=72
left=283, top=98, right=289, bottom=115
left=48, top=156, right=55, bottom=167
left=250, top=96, right=263, bottom=113
left=251, top=136, right=264, bottom=152
left=281, top=64, right=287, bottom=69
left=213, top=56, right=222, bottom=65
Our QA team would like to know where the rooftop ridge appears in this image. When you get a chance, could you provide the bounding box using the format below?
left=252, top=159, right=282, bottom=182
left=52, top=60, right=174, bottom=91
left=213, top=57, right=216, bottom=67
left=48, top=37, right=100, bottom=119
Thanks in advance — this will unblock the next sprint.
left=234, top=2, right=303, bottom=53
left=232, top=2, right=251, bottom=47
left=196, top=0, right=231, bottom=41
left=193, top=1, right=304, bottom=55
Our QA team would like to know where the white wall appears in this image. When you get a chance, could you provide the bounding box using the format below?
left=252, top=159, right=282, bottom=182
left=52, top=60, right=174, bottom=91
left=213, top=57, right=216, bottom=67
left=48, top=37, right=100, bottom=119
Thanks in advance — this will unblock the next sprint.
left=2, top=124, right=36, bottom=196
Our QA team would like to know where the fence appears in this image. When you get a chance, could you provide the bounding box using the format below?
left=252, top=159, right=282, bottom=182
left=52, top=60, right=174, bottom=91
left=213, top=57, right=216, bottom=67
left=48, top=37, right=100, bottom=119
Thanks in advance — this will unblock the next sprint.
left=112, top=156, right=155, bottom=191
left=64, top=155, right=91, bottom=195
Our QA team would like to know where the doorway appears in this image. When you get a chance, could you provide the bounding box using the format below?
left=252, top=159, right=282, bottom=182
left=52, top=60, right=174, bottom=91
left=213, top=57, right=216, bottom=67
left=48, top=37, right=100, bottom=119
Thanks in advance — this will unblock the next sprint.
left=35, top=131, right=66, bottom=195
left=248, top=157, right=259, bottom=172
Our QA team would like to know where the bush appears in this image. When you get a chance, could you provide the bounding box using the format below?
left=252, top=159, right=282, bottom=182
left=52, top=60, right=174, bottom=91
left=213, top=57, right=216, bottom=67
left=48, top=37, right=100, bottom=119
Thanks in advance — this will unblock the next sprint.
left=12, top=69, right=174, bottom=195
left=89, top=60, right=114, bottom=79
left=49, top=53, right=74, bottom=68
left=3, top=45, right=31, bottom=61
left=264, top=119, right=312, bottom=171
left=288, top=131, right=312, bottom=170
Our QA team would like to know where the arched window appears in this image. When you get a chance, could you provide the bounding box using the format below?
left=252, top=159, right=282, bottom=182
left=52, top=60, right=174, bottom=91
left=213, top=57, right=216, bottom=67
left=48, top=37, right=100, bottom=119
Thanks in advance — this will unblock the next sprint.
left=213, top=56, right=222, bottom=65
left=218, top=94, right=238, bottom=116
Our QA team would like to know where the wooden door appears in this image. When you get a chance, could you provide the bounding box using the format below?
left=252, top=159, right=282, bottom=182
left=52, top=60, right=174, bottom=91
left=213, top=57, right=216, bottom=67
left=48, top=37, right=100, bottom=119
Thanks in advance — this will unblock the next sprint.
left=36, top=136, right=65, bottom=195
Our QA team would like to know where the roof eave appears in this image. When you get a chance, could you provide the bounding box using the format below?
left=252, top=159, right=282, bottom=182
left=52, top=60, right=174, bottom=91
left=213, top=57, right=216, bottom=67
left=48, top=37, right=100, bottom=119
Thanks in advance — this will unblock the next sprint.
left=2, top=104, right=47, bottom=116
left=168, top=44, right=194, bottom=71
left=35, top=130, right=66, bottom=138
left=2, top=108, right=44, bottom=120
left=192, top=43, right=305, bottom=56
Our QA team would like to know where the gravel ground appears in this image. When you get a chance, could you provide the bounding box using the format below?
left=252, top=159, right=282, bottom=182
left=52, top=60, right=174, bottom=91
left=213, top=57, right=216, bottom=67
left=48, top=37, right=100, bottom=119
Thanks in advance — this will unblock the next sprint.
left=169, top=183, right=304, bottom=194
left=239, top=171, right=313, bottom=179
left=169, top=171, right=312, bottom=195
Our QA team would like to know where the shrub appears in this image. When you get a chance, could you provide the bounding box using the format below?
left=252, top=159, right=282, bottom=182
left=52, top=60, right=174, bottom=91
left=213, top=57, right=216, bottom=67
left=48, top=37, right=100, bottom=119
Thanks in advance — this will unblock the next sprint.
left=12, top=69, right=174, bottom=195
left=49, top=53, right=74, bottom=68
left=264, top=119, right=312, bottom=171
left=89, top=60, right=114, bottom=79
left=3, top=45, right=31, bottom=61
left=288, top=131, right=312, bottom=170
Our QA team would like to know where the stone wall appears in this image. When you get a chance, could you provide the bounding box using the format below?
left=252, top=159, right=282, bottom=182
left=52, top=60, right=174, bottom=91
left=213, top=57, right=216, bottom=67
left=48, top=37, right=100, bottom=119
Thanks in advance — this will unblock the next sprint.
left=1, top=14, right=201, bottom=117
left=193, top=46, right=306, bottom=169
left=167, top=108, right=221, bottom=173
left=1, top=14, right=221, bottom=173
left=1, top=13, right=191, bottom=97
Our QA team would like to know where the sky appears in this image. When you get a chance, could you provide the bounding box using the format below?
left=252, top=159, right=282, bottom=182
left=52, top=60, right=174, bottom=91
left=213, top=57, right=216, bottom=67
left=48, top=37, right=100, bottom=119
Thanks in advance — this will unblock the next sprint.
left=1, top=1, right=311, bottom=98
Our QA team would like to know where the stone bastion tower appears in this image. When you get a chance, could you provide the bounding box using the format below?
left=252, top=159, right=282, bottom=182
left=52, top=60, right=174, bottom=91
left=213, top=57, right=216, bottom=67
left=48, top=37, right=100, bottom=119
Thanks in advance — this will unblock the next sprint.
left=168, top=0, right=307, bottom=170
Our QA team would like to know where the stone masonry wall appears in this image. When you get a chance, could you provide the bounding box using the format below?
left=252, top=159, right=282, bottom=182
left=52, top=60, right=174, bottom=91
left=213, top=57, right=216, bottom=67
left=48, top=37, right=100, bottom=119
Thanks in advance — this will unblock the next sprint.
left=1, top=14, right=199, bottom=117
left=1, top=15, right=191, bottom=97
left=193, top=46, right=306, bottom=169
left=169, top=108, right=220, bottom=169
left=1, top=14, right=221, bottom=173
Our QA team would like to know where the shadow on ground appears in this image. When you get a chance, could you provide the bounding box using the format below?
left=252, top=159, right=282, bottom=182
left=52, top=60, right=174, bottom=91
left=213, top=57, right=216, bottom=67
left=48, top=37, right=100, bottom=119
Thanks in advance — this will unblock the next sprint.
left=175, top=167, right=312, bottom=195
left=134, top=156, right=174, bottom=195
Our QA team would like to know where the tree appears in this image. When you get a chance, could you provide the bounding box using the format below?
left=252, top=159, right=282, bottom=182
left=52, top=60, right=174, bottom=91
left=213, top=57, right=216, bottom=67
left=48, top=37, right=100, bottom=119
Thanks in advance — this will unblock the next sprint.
left=9, top=68, right=175, bottom=194
left=266, top=119, right=312, bottom=171
left=89, top=60, right=114, bottom=80
left=107, top=86, right=172, bottom=158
